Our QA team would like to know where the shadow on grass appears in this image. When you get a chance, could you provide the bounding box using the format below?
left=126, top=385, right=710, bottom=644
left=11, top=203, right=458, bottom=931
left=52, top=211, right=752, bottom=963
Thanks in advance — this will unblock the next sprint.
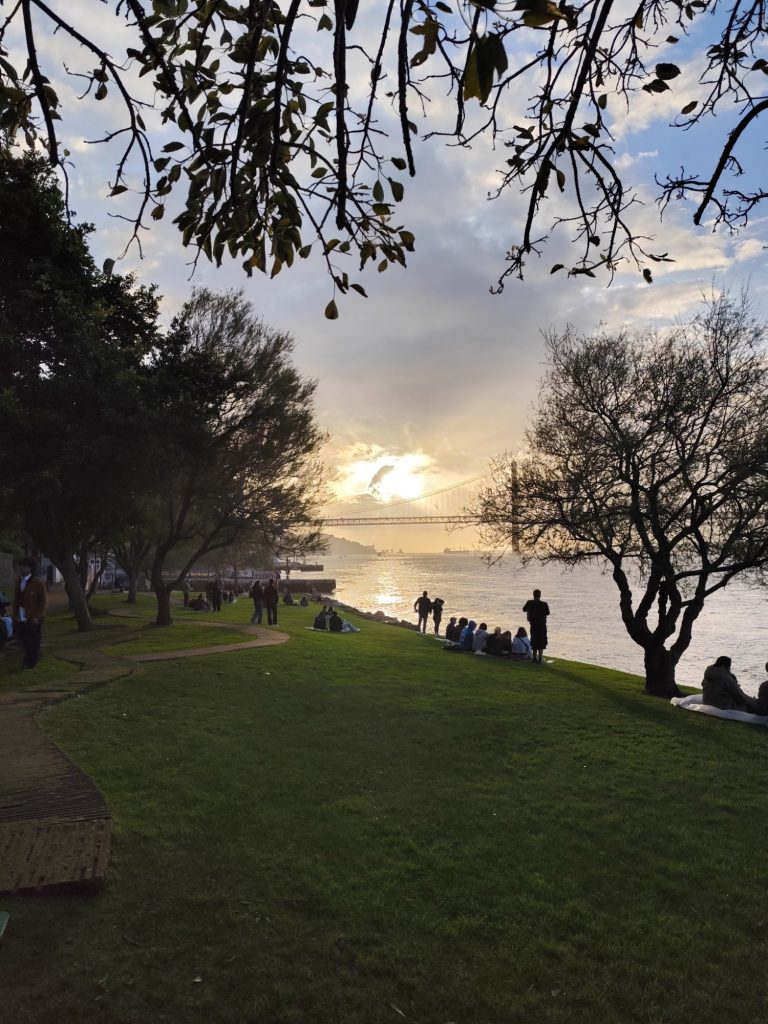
left=551, top=662, right=717, bottom=742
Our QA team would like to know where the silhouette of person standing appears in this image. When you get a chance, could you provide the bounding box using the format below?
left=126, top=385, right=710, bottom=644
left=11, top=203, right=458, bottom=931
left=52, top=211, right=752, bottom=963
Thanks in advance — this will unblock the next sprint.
left=13, top=556, right=47, bottom=669
left=250, top=580, right=264, bottom=624
left=264, top=578, right=279, bottom=625
left=413, top=590, right=432, bottom=633
left=522, top=588, right=550, bottom=663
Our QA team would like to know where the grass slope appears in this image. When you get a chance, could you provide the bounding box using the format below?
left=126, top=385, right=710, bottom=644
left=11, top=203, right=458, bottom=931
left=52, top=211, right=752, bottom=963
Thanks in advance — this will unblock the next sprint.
left=0, top=600, right=766, bottom=1023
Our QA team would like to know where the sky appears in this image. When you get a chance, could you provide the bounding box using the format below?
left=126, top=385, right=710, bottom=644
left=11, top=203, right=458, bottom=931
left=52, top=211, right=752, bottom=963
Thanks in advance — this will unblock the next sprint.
left=5, top=2, right=768, bottom=551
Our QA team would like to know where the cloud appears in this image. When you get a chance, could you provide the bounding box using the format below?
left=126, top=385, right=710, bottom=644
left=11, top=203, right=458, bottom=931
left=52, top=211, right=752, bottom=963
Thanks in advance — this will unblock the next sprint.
left=369, top=464, right=395, bottom=492
left=6, top=2, right=768, bottom=554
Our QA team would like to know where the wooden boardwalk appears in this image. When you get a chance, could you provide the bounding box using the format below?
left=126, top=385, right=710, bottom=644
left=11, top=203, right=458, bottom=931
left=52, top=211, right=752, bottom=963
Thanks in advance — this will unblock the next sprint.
left=0, top=696, right=112, bottom=894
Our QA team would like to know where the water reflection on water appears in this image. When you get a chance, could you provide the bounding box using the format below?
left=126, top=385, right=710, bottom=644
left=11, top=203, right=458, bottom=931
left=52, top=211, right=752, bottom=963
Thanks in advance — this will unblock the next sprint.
left=309, top=553, right=768, bottom=694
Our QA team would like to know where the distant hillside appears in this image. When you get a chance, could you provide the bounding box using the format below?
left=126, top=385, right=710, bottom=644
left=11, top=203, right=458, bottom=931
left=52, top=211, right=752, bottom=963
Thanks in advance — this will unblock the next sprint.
left=322, top=533, right=376, bottom=556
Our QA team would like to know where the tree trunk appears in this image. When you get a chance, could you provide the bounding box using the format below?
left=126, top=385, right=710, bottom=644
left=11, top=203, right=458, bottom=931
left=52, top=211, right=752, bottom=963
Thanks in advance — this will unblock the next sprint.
left=155, top=582, right=173, bottom=627
left=643, top=643, right=683, bottom=698
left=59, top=554, right=93, bottom=632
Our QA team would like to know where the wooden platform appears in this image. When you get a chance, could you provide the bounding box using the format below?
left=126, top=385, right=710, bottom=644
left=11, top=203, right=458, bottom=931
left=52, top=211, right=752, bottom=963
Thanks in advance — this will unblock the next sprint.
left=0, top=701, right=112, bottom=895
left=0, top=818, right=111, bottom=894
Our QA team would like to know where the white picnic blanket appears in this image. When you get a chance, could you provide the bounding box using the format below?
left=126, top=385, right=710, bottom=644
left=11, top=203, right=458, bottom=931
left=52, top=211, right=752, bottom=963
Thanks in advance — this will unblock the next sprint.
left=670, top=692, right=768, bottom=726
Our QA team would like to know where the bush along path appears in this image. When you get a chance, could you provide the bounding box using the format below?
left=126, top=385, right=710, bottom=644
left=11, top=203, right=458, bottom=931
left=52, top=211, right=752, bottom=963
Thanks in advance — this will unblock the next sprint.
left=0, top=602, right=288, bottom=895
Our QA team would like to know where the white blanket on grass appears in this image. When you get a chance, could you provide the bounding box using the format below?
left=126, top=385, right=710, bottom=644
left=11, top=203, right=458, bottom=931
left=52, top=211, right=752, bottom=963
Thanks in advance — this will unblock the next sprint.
left=670, top=692, right=768, bottom=726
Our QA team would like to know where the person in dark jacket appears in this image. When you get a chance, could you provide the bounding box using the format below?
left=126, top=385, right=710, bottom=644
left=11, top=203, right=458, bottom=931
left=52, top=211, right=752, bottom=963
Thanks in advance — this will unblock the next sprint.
left=263, top=578, right=279, bottom=625
left=746, top=661, right=768, bottom=715
left=523, top=589, right=550, bottom=662
left=250, top=580, right=264, bottom=624
left=313, top=608, right=327, bottom=630
left=13, top=556, right=48, bottom=669
left=413, top=590, right=432, bottom=633
left=444, top=616, right=459, bottom=642
left=431, top=597, right=445, bottom=635
left=701, top=656, right=753, bottom=711
left=328, top=608, right=343, bottom=633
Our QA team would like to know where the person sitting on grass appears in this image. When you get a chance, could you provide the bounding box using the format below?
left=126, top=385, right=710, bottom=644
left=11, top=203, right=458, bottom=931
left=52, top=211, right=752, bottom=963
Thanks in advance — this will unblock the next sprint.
left=701, top=656, right=753, bottom=711
left=283, top=591, right=295, bottom=605
left=444, top=617, right=468, bottom=651
left=444, top=616, right=459, bottom=642
left=328, top=608, right=343, bottom=633
left=313, top=608, right=327, bottom=630
left=473, top=622, right=490, bottom=653
left=299, top=594, right=309, bottom=607
left=459, top=620, right=476, bottom=652
left=189, top=593, right=210, bottom=611
left=0, top=601, right=14, bottom=646
left=750, top=664, right=768, bottom=715
left=484, top=627, right=504, bottom=657
left=510, top=626, right=533, bottom=660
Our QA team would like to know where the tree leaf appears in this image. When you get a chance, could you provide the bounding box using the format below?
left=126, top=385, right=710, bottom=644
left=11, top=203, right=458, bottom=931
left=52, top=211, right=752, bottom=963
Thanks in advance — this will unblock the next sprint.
left=680, top=100, right=698, bottom=115
left=655, top=63, right=681, bottom=80
left=324, top=299, right=339, bottom=319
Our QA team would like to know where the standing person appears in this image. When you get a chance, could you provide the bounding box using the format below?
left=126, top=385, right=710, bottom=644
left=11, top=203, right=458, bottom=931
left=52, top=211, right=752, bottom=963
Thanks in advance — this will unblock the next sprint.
left=211, top=577, right=223, bottom=613
left=413, top=590, right=432, bottom=633
left=12, top=556, right=47, bottom=670
left=522, top=588, right=550, bottom=663
left=431, top=597, right=445, bottom=635
left=264, top=578, right=279, bottom=625
left=250, top=580, right=264, bottom=625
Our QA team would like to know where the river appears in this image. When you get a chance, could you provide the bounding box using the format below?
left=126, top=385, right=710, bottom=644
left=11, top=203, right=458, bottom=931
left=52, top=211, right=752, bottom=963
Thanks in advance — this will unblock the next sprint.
left=295, top=552, right=768, bottom=694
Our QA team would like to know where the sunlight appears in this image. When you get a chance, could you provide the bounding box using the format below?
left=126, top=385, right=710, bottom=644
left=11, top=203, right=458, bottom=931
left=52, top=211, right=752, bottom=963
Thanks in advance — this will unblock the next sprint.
left=334, top=449, right=435, bottom=503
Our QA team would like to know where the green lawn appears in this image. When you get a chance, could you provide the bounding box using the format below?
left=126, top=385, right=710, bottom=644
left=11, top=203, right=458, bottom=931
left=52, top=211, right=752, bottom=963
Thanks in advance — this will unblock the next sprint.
left=1, top=600, right=766, bottom=1023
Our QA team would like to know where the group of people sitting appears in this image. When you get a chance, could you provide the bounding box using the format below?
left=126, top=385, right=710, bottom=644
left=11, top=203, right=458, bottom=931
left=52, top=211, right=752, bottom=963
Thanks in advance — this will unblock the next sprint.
left=443, top=618, right=535, bottom=660
left=702, top=656, right=768, bottom=715
left=313, top=605, right=344, bottom=632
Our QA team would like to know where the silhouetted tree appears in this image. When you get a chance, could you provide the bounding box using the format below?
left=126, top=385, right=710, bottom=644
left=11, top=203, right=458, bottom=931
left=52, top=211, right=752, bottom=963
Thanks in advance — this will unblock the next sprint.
left=476, top=294, right=768, bottom=696
left=0, top=149, right=161, bottom=630
left=142, top=289, right=326, bottom=626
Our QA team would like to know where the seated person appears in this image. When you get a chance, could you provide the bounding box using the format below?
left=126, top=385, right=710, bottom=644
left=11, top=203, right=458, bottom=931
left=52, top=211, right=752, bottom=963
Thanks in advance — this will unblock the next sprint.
left=473, top=622, right=490, bottom=652
left=749, top=662, right=768, bottom=715
left=459, top=620, right=476, bottom=651
left=328, top=609, right=343, bottom=633
left=0, top=601, right=14, bottom=645
left=701, top=656, right=752, bottom=711
left=299, top=594, right=309, bottom=607
left=444, top=616, right=459, bottom=642
left=484, top=627, right=505, bottom=657
left=510, top=626, right=533, bottom=660
left=189, top=593, right=210, bottom=611
left=283, top=592, right=295, bottom=605
left=313, top=608, right=327, bottom=630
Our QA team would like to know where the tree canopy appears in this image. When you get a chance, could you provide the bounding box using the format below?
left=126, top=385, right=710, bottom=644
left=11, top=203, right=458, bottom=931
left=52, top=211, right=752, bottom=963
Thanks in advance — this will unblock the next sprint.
left=0, top=149, right=161, bottom=630
left=475, top=294, right=768, bottom=696
left=140, top=287, right=326, bottom=625
left=1, top=1, right=765, bottom=309
left=0, top=150, right=326, bottom=629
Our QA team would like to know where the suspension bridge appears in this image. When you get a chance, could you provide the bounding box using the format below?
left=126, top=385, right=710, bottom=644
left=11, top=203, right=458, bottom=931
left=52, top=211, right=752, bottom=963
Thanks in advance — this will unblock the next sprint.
left=321, top=477, right=485, bottom=527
